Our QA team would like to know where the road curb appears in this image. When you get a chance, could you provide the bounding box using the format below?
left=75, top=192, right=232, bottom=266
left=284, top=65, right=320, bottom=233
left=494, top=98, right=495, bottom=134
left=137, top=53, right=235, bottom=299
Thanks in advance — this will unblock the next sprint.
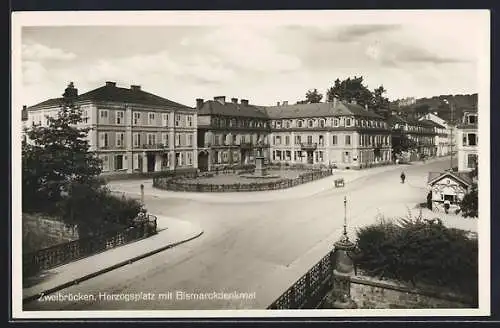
left=23, top=230, right=204, bottom=305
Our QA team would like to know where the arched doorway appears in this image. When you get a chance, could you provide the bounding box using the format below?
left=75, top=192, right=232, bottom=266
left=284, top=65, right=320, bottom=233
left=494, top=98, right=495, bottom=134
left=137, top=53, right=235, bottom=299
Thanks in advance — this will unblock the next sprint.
left=198, top=150, right=209, bottom=172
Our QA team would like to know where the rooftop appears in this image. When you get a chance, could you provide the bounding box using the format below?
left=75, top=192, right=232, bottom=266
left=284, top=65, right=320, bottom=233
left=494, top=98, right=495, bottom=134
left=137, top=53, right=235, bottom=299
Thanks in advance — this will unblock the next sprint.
left=27, top=82, right=193, bottom=111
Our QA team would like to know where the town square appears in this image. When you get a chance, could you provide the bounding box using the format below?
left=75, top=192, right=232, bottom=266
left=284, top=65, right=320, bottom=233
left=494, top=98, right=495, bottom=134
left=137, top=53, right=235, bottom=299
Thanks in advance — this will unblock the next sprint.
left=13, top=10, right=488, bottom=316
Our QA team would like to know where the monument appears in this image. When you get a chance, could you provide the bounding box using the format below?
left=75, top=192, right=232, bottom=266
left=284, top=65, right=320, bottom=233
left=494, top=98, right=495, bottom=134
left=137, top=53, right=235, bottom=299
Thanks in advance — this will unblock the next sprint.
left=254, top=156, right=267, bottom=177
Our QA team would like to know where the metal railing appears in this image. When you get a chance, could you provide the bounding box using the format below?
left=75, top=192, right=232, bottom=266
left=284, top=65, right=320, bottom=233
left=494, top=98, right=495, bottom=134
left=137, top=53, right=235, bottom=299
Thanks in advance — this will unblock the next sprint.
left=267, top=251, right=334, bottom=309
left=23, top=215, right=157, bottom=277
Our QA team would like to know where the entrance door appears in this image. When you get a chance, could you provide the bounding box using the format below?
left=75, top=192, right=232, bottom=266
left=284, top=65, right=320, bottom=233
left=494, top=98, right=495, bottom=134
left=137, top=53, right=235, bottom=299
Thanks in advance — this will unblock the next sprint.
left=147, top=153, right=155, bottom=172
left=307, top=151, right=314, bottom=164
left=198, top=152, right=209, bottom=172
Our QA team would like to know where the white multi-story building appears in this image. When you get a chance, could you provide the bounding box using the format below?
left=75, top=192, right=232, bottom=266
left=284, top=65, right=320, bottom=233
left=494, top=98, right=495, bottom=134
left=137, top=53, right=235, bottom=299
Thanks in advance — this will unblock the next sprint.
left=455, top=111, right=478, bottom=172
left=23, top=82, right=198, bottom=175
left=419, top=112, right=451, bottom=157
left=265, top=99, right=392, bottom=168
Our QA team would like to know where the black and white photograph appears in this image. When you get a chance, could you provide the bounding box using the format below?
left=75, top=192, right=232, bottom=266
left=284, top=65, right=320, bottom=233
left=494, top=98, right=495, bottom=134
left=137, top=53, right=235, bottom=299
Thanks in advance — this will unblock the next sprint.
left=11, top=10, right=490, bottom=318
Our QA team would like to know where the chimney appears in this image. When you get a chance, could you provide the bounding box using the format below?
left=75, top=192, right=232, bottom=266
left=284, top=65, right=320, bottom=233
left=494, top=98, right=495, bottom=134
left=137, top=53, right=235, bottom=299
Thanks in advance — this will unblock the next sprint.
left=131, top=85, right=141, bottom=91
left=282, top=101, right=288, bottom=106
left=214, top=96, right=226, bottom=104
left=196, top=98, right=204, bottom=110
left=241, top=99, right=249, bottom=106
left=231, top=98, right=238, bottom=104
left=277, top=101, right=280, bottom=106
left=105, top=81, right=116, bottom=87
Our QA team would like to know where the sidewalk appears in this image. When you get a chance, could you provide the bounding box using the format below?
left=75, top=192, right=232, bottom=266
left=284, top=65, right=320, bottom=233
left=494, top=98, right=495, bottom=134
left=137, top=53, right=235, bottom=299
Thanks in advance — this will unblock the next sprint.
left=22, top=216, right=203, bottom=303
left=109, top=158, right=448, bottom=203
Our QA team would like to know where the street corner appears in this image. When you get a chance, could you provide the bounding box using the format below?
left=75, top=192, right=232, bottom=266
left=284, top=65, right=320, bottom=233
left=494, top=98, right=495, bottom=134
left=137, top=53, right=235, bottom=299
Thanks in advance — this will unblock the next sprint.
left=151, top=214, right=204, bottom=244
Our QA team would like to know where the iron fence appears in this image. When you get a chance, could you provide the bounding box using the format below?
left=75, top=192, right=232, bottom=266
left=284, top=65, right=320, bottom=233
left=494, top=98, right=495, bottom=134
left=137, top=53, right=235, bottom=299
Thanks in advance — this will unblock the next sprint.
left=23, top=215, right=157, bottom=277
left=267, top=251, right=334, bottom=309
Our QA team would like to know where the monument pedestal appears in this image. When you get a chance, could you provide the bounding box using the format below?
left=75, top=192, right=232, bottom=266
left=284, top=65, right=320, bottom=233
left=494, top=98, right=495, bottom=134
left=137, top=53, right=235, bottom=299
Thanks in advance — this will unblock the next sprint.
left=255, top=156, right=267, bottom=176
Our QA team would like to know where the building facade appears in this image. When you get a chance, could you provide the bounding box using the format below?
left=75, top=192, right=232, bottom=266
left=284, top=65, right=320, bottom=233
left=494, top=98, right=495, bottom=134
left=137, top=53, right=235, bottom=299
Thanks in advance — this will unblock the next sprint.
left=455, top=111, right=478, bottom=172
left=388, top=114, right=437, bottom=161
left=196, top=96, right=270, bottom=171
left=419, top=112, right=452, bottom=157
left=265, top=99, right=392, bottom=168
left=24, top=82, right=197, bottom=175
left=428, top=171, right=473, bottom=214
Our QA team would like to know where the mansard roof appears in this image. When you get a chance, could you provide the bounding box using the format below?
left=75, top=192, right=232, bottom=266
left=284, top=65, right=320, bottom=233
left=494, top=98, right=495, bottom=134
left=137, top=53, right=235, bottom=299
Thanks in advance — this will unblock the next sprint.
left=197, top=100, right=269, bottom=119
left=265, top=101, right=384, bottom=119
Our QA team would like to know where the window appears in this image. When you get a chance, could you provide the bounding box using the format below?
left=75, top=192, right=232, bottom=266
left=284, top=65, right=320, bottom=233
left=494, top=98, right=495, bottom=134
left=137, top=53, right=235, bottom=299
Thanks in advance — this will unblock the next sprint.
left=467, top=154, right=478, bottom=169
left=133, top=133, right=141, bottom=148
left=45, top=115, right=50, bottom=126
left=147, top=133, right=156, bottom=146
left=468, top=115, right=477, bottom=124
left=214, top=135, right=220, bottom=146
left=187, top=115, right=193, bottom=127
left=285, top=150, right=291, bottom=160
left=116, top=132, right=125, bottom=147
left=162, top=113, right=169, bottom=127
left=115, top=155, right=123, bottom=170
left=308, top=120, right=314, bottom=128
left=295, top=135, right=301, bottom=145
left=133, top=112, right=141, bottom=125
left=318, top=151, right=324, bottom=162
left=345, top=135, right=351, bottom=145
left=307, top=135, right=313, bottom=144
left=187, top=134, right=193, bottom=146
left=332, top=135, right=338, bottom=145
left=276, top=136, right=282, bottom=145
left=233, top=134, right=238, bottom=144
left=333, top=119, right=339, bottom=127
left=116, top=111, right=124, bottom=125
left=175, top=114, right=182, bottom=127
left=442, top=194, right=457, bottom=204
left=148, top=112, right=155, bottom=126
left=319, top=135, right=324, bottom=146
left=100, top=110, right=109, bottom=123
left=285, top=121, right=291, bottom=128
left=99, top=132, right=109, bottom=148
left=187, top=152, right=193, bottom=165
left=176, top=134, right=182, bottom=146
left=162, top=133, right=169, bottom=147
left=319, top=119, right=325, bottom=128
left=82, top=110, right=89, bottom=124
left=297, top=120, right=303, bottom=128
left=467, top=133, right=477, bottom=146
left=222, top=151, right=228, bottom=162
left=346, top=118, right=351, bottom=126
left=276, top=121, right=282, bottom=129
left=285, top=136, right=290, bottom=145
left=177, top=152, right=183, bottom=166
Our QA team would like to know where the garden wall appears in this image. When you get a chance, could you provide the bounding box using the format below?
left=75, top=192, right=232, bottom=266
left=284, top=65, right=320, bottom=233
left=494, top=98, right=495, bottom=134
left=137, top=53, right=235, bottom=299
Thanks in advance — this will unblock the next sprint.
left=153, top=169, right=332, bottom=192
left=349, top=276, right=475, bottom=309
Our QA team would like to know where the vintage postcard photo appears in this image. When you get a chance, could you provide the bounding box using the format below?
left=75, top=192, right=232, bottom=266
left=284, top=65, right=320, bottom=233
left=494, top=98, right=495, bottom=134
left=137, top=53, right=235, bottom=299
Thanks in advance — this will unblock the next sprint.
left=11, top=10, right=490, bottom=319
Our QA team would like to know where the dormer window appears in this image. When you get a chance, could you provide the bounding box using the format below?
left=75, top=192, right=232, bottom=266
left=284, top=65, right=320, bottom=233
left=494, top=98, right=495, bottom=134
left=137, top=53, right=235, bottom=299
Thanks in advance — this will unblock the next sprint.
left=308, top=120, right=314, bottom=128
left=297, top=120, right=303, bottom=128
left=285, top=120, right=291, bottom=128
left=468, top=114, right=477, bottom=124
left=276, top=121, right=282, bottom=129
left=333, top=118, right=339, bottom=127
left=319, top=119, right=325, bottom=128
left=346, top=118, right=352, bottom=127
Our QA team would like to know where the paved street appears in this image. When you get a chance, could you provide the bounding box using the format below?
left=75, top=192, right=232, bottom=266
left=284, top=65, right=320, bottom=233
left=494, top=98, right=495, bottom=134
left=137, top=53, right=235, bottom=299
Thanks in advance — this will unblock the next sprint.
left=25, top=158, right=469, bottom=311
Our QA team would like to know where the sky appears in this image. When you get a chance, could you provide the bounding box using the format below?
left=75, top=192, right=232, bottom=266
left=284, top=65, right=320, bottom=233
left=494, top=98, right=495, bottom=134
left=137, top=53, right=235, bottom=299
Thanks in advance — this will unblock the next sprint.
left=17, top=11, right=488, bottom=108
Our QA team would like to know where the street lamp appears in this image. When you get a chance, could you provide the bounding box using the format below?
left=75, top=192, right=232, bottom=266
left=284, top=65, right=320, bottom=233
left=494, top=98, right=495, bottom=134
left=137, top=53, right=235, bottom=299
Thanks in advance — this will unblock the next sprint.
left=343, top=196, right=348, bottom=239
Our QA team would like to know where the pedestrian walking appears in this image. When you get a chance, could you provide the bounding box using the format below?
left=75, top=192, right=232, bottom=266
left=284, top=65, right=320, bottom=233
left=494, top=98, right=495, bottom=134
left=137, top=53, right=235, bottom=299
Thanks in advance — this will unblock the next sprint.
left=400, top=171, right=406, bottom=184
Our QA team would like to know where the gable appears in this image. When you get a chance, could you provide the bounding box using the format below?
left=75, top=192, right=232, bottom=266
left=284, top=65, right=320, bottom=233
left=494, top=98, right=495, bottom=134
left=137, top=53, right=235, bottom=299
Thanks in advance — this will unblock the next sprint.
left=428, top=172, right=472, bottom=188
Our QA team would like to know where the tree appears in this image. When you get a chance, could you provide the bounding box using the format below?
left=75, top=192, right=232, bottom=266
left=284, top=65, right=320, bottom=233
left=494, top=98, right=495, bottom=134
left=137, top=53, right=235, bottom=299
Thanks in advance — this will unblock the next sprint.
left=326, top=76, right=373, bottom=108
left=460, top=184, right=478, bottom=218
left=305, top=89, right=323, bottom=103
left=371, top=85, right=390, bottom=117
left=22, top=82, right=103, bottom=213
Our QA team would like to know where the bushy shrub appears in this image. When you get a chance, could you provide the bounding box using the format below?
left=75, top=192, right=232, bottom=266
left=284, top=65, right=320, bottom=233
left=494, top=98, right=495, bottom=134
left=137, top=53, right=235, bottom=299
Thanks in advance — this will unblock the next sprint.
left=356, top=214, right=478, bottom=300
left=56, top=183, right=143, bottom=237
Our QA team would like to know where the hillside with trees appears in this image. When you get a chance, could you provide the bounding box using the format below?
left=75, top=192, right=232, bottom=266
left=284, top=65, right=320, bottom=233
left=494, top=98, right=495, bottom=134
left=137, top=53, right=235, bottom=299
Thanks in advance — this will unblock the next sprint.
left=391, top=94, right=478, bottom=123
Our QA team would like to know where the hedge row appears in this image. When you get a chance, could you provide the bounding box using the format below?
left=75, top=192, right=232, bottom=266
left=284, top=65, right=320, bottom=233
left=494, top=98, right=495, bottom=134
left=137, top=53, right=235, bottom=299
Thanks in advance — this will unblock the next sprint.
left=355, top=215, right=478, bottom=303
